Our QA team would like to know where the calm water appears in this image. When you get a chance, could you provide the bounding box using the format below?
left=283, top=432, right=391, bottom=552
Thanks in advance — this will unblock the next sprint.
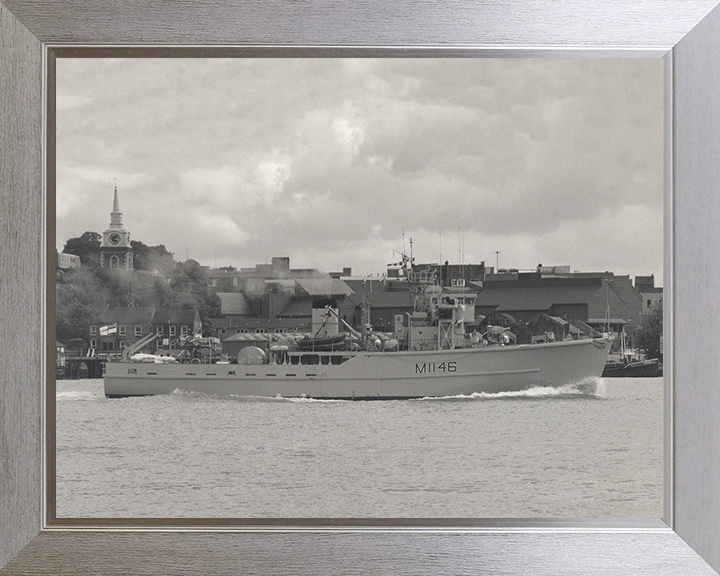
left=56, top=377, right=663, bottom=519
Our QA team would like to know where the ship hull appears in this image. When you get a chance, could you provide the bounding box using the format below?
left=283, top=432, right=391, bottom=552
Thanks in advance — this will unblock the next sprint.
left=104, top=337, right=611, bottom=399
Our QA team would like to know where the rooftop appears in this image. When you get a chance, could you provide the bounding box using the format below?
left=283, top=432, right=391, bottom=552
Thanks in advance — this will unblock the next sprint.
left=295, top=278, right=353, bottom=297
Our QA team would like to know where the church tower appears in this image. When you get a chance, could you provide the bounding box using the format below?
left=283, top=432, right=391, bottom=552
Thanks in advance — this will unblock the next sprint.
left=100, top=185, right=133, bottom=271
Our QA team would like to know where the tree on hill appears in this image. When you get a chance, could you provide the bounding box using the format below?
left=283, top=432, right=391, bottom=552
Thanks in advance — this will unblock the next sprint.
left=634, top=302, right=663, bottom=360
left=62, top=231, right=101, bottom=268
left=55, top=267, right=107, bottom=341
left=129, top=270, right=173, bottom=309
left=169, top=260, right=222, bottom=334
left=91, top=266, right=135, bottom=308
left=56, top=265, right=178, bottom=343
left=130, top=240, right=175, bottom=275
left=56, top=238, right=220, bottom=340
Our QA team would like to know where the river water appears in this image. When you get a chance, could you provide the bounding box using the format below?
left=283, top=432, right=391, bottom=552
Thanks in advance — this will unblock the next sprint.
left=56, top=377, right=663, bottom=519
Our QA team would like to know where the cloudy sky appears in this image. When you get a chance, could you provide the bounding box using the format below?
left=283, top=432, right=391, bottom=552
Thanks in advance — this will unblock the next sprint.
left=56, top=58, right=663, bottom=280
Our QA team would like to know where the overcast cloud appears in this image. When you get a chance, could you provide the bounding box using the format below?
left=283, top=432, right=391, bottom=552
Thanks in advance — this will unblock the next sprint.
left=56, top=58, right=663, bottom=279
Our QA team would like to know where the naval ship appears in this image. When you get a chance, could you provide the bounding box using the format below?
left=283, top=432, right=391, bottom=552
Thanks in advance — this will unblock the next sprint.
left=104, top=278, right=611, bottom=399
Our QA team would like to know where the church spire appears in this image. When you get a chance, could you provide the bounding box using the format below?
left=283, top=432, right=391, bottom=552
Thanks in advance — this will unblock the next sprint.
left=110, top=181, right=123, bottom=228
left=112, top=183, right=120, bottom=213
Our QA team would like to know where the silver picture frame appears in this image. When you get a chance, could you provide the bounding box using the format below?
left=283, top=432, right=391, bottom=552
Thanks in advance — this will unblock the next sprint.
left=2, top=1, right=720, bottom=574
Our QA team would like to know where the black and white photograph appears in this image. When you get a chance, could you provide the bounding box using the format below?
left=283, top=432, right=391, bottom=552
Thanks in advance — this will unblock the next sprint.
left=54, top=57, right=664, bottom=519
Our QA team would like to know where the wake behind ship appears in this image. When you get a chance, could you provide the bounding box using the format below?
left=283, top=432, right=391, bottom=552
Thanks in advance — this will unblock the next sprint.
left=104, top=280, right=612, bottom=400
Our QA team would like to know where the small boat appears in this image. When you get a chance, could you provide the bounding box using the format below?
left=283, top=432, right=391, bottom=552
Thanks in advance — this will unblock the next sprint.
left=296, top=333, right=348, bottom=351
left=603, top=356, right=662, bottom=378
left=602, top=333, right=662, bottom=377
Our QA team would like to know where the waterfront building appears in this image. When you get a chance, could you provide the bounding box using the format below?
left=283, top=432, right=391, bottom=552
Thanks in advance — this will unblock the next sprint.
left=329, top=267, right=353, bottom=278
left=212, top=276, right=353, bottom=343
left=180, top=247, right=648, bottom=356
left=477, top=271, right=643, bottom=335
left=153, top=309, right=203, bottom=351
left=343, top=290, right=416, bottom=333
left=339, top=263, right=643, bottom=345
left=89, top=307, right=154, bottom=353
left=205, top=257, right=327, bottom=291
left=635, top=274, right=664, bottom=314
left=89, top=307, right=201, bottom=355
left=56, top=251, right=81, bottom=270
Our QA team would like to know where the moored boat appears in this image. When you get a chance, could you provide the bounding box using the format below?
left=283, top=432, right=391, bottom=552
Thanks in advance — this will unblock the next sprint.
left=602, top=333, right=662, bottom=378
left=602, top=357, right=662, bottom=378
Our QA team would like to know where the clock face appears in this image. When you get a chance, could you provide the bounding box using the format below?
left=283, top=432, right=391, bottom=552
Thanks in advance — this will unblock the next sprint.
left=109, top=233, right=121, bottom=245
